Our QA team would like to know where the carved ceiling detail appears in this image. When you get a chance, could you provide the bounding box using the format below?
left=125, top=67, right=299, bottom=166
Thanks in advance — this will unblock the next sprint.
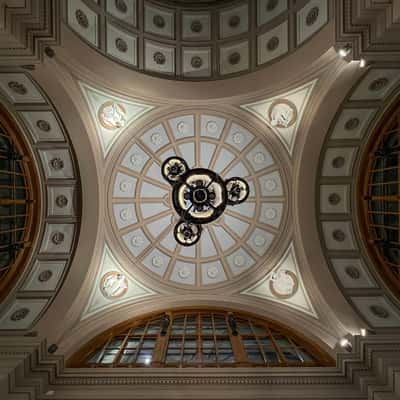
left=0, top=0, right=60, bottom=66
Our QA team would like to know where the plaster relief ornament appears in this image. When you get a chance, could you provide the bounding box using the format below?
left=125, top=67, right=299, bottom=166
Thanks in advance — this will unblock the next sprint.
left=161, top=156, right=250, bottom=246
left=100, top=271, right=128, bottom=299
left=268, top=100, right=297, bottom=128
left=270, top=270, right=299, bottom=299
left=98, top=101, right=126, bottom=130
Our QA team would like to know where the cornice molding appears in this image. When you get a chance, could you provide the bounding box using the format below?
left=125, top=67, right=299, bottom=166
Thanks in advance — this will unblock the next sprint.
left=336, top=0, right=400, bottom=60
left=0, top=0, right=60, bottom=66
left=1, top=335, right=400, bottom=399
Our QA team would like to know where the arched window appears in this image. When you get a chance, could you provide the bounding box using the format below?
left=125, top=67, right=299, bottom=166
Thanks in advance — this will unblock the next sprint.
left=0, top=104, right=39, bottom=301
left=359, top=100, right=400, bottom=296
left=68, top=309, right=334, bottom=368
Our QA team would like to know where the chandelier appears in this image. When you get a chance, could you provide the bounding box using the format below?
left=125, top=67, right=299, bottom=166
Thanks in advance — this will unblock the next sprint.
left=161, top=156, right=249, bottom=246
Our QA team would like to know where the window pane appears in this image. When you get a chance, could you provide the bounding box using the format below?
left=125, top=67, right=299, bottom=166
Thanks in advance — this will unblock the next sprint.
left=247, top=349, right=264, bottom=363
left=264, top=350, right=279, bottom=363
left=101, top=349, right=119, bottom=364
left=201, top=316, right=213, bottom=335
left=166, top=348, right=181, bottom=363
left=252, top=324, right=266, bottom=336
left=132, top=324, right=146, bottom=335
left=214, top=317, right=228, bottom=335
left=238, top=321, right=252, bottom=335
left=274, top=336, right=291, bottom=347
left=168, top=338, right=182, bottom=348
left=142, top=339, right=156, bottom=348
left=183, top=349, right=198, bottom=363
left=147, top=320, right=161, bottom=334
left=107, top=338, right=123, bottom=348
left=282, top=348, right=301, bottom=362
left=87, top=349, right=102, bottom=364
left=136, top=349, right=153, bottom=364
left=119, top=349, right=136, bottom=364
left=126, top=337, right=140, bottom=348
left=184, top=339, right=197, bottom=349
left=298, top=349, right=314, bottom=362
left=185, top=316, right=197, bottom=335
left=218, top=350, right=234, bottom=363
left=171, top=318, right=185, bottom=335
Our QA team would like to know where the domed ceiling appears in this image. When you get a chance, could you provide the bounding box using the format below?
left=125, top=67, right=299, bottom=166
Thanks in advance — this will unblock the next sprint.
left=109, top=110, right=288, bottom=288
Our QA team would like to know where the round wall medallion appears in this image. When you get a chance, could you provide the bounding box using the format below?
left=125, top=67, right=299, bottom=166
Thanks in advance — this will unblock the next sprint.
left=8, top=81, right=27, bottom=95
left=345, top=266, right=360, bottom=280
left=100, top=271, right=128, bottom=299
left=229, top=52, right=241, bottom=65
left=75, top=9, right=89, bottom=29
left=266, top=0, right=278, bottom=12
left=332, top=156, right=345, bottom=169
left=269, top=270, right=299, bottom=299
left=130, top=153, right=143, bottom=166
left=109, top=111, right=287, bottom=288
left=229, top=15, right=240, bottom=28
left=51, top=231, right=65, bottom=245
left=191, top=56, right=203, bottom=69
left=253, top=152, right=266, bottom=164
left=233, top=255, right=245, bottom=267
left=332, top=229, right=346, bottom=242
left=267, top=36, right=279, bottom=51
left=153, top=15, right=166, bottom=28
left=178, top=266, right=191, bottom=279
left=268, top=100, right=297, bottom=128
left=328, top=193, right=341, bottom=205
left=10, top=308, right=30, bottom=321
left=369, top=305, right=389, bottom=319
left=120, top=208, right=132, bottom=221
left=344, top=118, right=360, bottom=131
left=207, top=266, right=219, bottom=279
left=115, top=38, right=128, bottom=53
left=36, top=119, right=51, bottom=132
left=151, top=132, right=163, bottom=145
left=56, top=195, right=68, bottom=208
left=98, top=101, right=126, bottom=130
left=152, top=256, right=164, bottom=268
left=369, top=77, right=389, bottom=92
left=115, top=0, right=127, bottom=13
left=154, top=51, right=166, bottom=65
left=191, top=20, right=203, bottom=33
left=306, top=7, right=319, bottom=26
left=38, top=270, right=53, bottom=282
left=131, top=236, right=144, bottom=247
left=49, top=157, right=64, bottom=170
left=264, top=208, right=277, bottom=220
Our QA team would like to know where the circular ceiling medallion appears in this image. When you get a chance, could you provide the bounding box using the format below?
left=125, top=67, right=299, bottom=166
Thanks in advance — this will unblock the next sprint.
left=100, top=271, right=128, bottom=299
left=268, top=100, right=297, bottom=128
left=269, top=270, right=299, bottom=299
left=98, top=101, right=126, bottom=130
left=108, top=111, right=288, bottom=289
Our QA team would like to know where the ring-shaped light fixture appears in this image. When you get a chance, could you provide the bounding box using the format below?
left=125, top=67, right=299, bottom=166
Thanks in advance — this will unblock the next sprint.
left=161, top=156, right=249, bottom=246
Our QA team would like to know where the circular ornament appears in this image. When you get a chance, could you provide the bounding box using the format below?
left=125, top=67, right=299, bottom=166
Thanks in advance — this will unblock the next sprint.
left=268, top=99, right=297, bottom=128
left=369, top=78, right=389, bottom=92
left=229, top=52, right=241, bottom=65
left=306, top=7, right=319, bottom=26
left=345, top=118, right=360, bottom=131
left=49, top=157, right=64, bottom=170
left=332, top=229, right=346, bottom=242
left=191, top=56, right=203, bottom=69
left=267, top=36, right=279, bottom=51
left=154, top=51, right=166, bottom=65
left=100, top=271, right=128, bottom=299
left=115, top=38, right=128, bottom=53
left=98, top=101, right=126, bottom=130
left=36, top=120, right=51, bottom=132
left=345, top=266, right=360, bottom=280
left=332, top=156, right=345, bottom=169
left=10, top=308, right=30, bottom=321
left=75, top=9, right=89, bottom=28
left=153, top=15, right=165, bottom=28
left=56, top=195, right=68, bottom=208
left=51, top=231, right=64, bottom=245
left=38, top=270, right=53, bottom=282
left=229, top=15, right=240, bottom=28
left=8, top=81, right=27, bottom=95
left=191, top=20, right=203, bottom=33
left=369, top=305, right=389, bottom=319
left=269, top=270, right=299, bottom=299
left=115, top=0, right=127, bottom=13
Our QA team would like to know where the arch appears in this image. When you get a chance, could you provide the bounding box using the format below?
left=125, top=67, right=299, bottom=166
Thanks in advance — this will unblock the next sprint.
left=68, top=307, right=334, bottom=368
left=0, top=103, right=40, bottom=302
left=358, top=98, right=400, bottom=298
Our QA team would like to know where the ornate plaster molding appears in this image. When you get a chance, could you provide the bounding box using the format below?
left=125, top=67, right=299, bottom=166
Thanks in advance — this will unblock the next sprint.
left=1, top=335, right=400, bottom=399
left=0, top=0, right=60, bottom=66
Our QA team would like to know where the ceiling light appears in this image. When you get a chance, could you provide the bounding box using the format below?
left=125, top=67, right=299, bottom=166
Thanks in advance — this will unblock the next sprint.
left=144, top=356, right=151, bottom=365
left=359, top=58, right=367, bottom=68
left=360, top=328, right=366, bottom=337
left=340, top=338, right=352, bottom=352
left=162, top=156, right=250, bottom=246
left=338, top=44, right=351, bottom=58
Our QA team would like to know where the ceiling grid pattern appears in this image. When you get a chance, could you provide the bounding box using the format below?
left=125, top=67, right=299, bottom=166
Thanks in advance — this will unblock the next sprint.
left=64, top=0, right=330, bottom=80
